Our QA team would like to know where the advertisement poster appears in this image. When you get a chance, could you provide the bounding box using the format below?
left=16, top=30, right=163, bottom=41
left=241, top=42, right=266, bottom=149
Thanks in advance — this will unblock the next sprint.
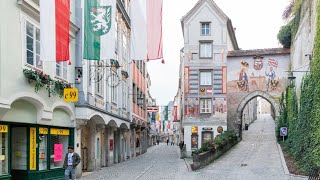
left=54, top=144, right=63, bottom=162
left=191, top=135, right=198, bottom=149
left=29, top=127, right=36, bottom=170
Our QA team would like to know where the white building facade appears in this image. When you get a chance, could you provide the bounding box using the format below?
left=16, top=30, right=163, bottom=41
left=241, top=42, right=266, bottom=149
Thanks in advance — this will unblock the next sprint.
left=180, top=0, right=239, bottom=156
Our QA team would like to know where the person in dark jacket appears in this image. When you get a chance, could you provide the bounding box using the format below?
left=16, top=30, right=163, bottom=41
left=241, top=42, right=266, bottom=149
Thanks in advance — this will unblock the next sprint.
left=63, top=146, right=81, bottom=180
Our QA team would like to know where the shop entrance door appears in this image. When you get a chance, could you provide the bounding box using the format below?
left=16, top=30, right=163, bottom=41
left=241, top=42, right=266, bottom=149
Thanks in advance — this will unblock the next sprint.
left=11, top=127, right=27, bottom=180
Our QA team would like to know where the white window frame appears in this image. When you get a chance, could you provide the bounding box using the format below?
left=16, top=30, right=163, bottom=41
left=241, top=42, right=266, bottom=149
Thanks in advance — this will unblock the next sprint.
left=56, top=61, right=68, bottom=80
left=122, top=81, right=127, bottom=109
left=201, top=22, right=210, bottom=36
left=23, top=17, right=42, bottom=69
left=95, top=62, right=104, bottom=97
left=200, top=99, right=212, bottom=114
left=200, top=71, right=212, bottom=86
left=111, top=73, right=118, bottom=104
left=199, top=42, right=212, bottom=58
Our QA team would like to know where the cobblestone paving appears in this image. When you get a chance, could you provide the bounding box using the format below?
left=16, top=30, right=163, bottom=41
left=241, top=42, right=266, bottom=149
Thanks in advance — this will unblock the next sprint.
left=81, top=115, right=307, bottom=180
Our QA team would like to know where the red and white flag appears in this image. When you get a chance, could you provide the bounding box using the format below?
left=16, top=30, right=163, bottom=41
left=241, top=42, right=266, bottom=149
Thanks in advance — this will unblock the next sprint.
left=147, top=0, right=163, bottom=61
left=131, top=0, right=163, bottom=62
left=268, top=59, right=278, bottom=68
left=40, top=0, right=70, bottom=62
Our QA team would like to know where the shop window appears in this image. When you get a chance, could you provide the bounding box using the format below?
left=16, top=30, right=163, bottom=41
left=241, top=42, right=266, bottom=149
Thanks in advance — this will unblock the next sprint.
left=12, top=127, right=27, bottom=170
left=39, top=128, right=48, bottom=170
left=50, top=133, right=69, bottom=169
left=202, top=131, right=213, bottom=143
left=0, top=125, right=8, bottom=175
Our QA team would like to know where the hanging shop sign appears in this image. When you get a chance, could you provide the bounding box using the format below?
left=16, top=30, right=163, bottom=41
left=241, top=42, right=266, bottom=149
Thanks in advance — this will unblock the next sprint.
left=39, top=127, right=48, bottom=134
left=191, top=126, right=198, bottom=134
left=64, top=88, right=78, bottom=102
left=147, top=107, right=159, bottom=112
left=50, top=128, right=70, bottom=135
left=30, top=127, right=37, bottom=170
left=0, top=125, right=8, bottom=133
left=202, top=127, right=213, bottom=131
left=217, top=126, right=224, bottom=134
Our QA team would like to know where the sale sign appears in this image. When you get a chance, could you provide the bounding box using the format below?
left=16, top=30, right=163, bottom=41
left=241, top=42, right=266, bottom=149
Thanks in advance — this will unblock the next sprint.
left=54, top=144, right=63, bottom=162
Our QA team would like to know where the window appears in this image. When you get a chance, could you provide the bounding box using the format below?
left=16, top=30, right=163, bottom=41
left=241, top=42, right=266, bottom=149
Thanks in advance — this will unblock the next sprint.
left=115, top=16, right=118, bottom=52
left=95, top=62, right=104, bottom=96
left=122, top=82, right=127, bottom=109
left=200, top=42, right=212, bottom=58
left=25, top=20, right=42, bottom=69
left=133, top=83, right=136, bottom=103
left=200, top=71, right=212, bottom=86
left=122, top=32, right=128, bottom=64
left=0, top=126, right=8, bottom=175
left=50, top=134, right=68, bottom=169
left=39, top=128, right=48, bottom=170
left=111, top=73, right=118, bottom=103
left=200, top=99, right=212, bottom=113
left=56, top=61, right=67, bottom=79
left=12, top=127, right=27, bottom=170
left=201, top=23, right=210, bottom=36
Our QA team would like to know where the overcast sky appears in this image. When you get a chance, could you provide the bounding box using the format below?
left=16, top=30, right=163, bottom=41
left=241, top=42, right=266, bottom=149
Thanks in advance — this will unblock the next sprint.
left=147, top=0, right=289, bottom=105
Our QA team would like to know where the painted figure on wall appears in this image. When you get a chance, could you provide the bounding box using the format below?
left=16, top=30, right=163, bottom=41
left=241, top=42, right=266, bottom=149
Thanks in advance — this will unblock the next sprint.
left=265, top=59, right=279, bottom=91
left=217, top=99, right=224, bottom=113
left=237, top=61, right=249, bottom=92
left=186, top=98, right=198, bottom=117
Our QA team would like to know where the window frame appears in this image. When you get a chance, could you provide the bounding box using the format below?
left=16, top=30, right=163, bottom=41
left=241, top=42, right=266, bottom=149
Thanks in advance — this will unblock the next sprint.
left=199, top=41, right=213, bottom=59
left=200, top=22, right=211, bottom=36
left=23, top=17, right=42, bottom=70
left=56, top=61, right=68, bottom=80
left=200, top=99, right=212, bottom=114
left=199, top=71, right=212, bottom=86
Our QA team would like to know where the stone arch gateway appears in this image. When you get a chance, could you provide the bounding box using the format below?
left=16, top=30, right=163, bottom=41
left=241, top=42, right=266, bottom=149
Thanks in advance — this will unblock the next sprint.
left=235, top=90, right=280, bottom=138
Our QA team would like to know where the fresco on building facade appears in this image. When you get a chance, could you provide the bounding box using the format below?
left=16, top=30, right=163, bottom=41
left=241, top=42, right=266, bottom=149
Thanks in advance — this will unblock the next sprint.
left=228, top=56, right=287, bottom=93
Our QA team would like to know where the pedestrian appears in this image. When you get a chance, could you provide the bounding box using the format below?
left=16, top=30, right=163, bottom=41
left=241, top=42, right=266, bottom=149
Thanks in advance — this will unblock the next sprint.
left=167, top=139, right=169, bottom=146
left=63, top=146, right=81, bottom=180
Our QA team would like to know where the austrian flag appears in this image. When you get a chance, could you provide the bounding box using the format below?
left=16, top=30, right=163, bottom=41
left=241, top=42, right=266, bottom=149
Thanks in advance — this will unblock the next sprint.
left=40, top=0, right=70, bottom=62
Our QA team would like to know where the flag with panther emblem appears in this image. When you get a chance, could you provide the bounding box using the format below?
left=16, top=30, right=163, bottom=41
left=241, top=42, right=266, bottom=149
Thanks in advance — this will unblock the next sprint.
left=84, top=0, right=116, bottom=60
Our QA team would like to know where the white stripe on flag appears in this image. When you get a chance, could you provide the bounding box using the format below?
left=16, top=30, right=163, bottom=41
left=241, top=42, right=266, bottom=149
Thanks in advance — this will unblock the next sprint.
left=100, top=0, right=116, bottom=60
left=131, top=0, right=147, bottom=60
left=40, top=0, right=56, bottom=62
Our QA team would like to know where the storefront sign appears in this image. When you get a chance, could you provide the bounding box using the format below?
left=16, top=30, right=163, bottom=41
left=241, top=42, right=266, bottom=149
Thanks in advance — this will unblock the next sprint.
left=50, top=128, right=70, bottom=135
left=110, top=139, right=114, bottom=150
left=39, top=127, right=48, bottom=134
left=202, top=127, right=213, bottom=131
left=0, top=125, right=8, bottom=133
left=64, top=88, right=78, bottom=102
left=191, top=126, right=198, bottom=134
left=30, top=127, right=36, bottom=170
left=147, top=107, right=159, bottom=112
left=191, top=135, right=198, bottom=149
left=54, top=144, right=63, bottom=162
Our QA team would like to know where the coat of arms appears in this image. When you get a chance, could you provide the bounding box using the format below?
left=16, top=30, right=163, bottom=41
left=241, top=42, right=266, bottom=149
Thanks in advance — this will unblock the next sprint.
left=90, top=6, right=112, bottom=36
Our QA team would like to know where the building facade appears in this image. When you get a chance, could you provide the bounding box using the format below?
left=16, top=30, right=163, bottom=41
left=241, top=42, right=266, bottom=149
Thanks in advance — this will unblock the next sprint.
left=0, top=0, right=78, bottom=179
left=180, top=0, right=239, bottom=156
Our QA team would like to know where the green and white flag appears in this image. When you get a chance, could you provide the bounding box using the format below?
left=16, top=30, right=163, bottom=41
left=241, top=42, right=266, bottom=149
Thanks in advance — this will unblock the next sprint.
left=84, top=0, right=116, bottom=60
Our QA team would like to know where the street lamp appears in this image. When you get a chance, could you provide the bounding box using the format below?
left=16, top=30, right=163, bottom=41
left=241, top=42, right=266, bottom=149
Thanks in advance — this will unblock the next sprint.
left=288, top=71, right=296, bottom=88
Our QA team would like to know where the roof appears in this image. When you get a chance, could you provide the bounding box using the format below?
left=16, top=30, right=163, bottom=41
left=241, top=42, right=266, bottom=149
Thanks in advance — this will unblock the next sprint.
left=227, top=48, right=290, bottom=57
left=180, top=0, right=239, bottom=50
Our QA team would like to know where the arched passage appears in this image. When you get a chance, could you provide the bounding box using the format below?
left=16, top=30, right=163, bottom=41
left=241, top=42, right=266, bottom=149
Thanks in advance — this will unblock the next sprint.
left=236, top=91, right=280, bottom=139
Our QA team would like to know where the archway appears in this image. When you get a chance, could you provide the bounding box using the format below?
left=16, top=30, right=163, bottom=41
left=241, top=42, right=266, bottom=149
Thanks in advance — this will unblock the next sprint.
left=236, top=91, right=280, bottom=139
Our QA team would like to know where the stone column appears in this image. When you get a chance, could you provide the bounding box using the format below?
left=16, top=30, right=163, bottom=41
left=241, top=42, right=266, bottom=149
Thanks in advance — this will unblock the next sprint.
left=95, top=124, right=104, bottom=169
left=133, top=127, right=136, bottom=157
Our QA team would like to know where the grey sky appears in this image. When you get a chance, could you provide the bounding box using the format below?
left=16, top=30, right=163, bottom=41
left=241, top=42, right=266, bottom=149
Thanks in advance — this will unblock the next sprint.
left=147, top=0, right=289, bottom=105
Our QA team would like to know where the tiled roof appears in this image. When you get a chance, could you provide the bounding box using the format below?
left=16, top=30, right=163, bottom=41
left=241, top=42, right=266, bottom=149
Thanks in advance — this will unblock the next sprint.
left=227, top=48, right=290, bottom=57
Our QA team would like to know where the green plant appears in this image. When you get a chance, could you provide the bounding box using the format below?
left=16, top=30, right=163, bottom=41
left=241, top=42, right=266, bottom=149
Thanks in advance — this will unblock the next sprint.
left=54, top=80, right=72, bottom=98
left=23, top=69, right=52, bottom=92
left=277, top=23, right=292, bottom=48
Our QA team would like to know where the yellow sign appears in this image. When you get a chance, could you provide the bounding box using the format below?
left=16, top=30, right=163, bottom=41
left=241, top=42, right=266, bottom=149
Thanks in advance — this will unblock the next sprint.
left=0, top=125, right=8, bottom=133
left=64, top=88, right=78, bottom=102
left=39, top=128, right=48, bottom=134
left=191, top=126, right=198, bottom=134
left=30, top=127, right=36, bottom=170
left=50, top=128, right=70, bottom=135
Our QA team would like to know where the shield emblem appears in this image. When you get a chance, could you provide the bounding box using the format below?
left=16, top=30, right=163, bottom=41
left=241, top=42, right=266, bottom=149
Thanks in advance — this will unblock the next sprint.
left=89, top=6, right=112, bottom=36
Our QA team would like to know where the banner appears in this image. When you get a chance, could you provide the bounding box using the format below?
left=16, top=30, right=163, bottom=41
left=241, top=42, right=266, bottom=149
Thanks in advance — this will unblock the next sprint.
left=29, top=128, right=36, bottom=170
left=173, top=106, right=178, bottom=122
left=84, top=0, right=116, bottom=60
left=40, top=0, right=70, bottom=62
left=54, top=144, right=63, bottom=162
left=147, top=0, right=163, bottom=61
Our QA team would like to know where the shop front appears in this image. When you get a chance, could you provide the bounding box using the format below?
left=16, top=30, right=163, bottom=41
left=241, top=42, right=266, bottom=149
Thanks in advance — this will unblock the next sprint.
left=0, top=123, right=74, bottom=180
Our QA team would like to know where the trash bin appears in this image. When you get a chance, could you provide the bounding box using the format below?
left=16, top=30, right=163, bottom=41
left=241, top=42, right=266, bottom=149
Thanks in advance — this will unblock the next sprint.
left=245, top=124, right=249, bottom=130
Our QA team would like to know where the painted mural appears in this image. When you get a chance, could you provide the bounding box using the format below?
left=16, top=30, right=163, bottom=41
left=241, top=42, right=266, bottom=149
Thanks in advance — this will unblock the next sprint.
left=228, top=56, right=288, bottom=93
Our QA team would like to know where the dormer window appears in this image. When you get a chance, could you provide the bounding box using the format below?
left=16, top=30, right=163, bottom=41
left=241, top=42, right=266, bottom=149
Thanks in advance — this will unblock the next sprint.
left=201, top=22, right=210, bottom=36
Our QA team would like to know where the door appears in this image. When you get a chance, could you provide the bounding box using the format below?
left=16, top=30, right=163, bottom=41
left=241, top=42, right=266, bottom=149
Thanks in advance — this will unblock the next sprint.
left=11, top=127, right=27, bottom=180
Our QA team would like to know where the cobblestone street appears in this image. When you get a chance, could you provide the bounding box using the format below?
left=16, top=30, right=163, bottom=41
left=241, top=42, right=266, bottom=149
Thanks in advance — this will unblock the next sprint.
left=81, top=115, right=307, bottom=180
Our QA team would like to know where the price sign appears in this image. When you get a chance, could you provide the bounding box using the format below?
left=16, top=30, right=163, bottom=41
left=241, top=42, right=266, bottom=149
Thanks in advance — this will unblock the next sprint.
left=0, top=125, right=8, bottom=133
left=50, top=128, right=70, bottom=136
left=64, top=88, right=78, bottom=102
left=39, top=128, right=48, bottom=134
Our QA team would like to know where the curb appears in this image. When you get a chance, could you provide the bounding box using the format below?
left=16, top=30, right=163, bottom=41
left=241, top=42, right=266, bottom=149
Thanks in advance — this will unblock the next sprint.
left=277, top=143, right=309, bottom=179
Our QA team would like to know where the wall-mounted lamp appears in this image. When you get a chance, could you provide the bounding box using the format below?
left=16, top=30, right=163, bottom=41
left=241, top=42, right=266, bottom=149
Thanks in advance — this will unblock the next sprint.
left=75, top=67, right=82, bottom=84
left=288, top=71, right=296, bottom=87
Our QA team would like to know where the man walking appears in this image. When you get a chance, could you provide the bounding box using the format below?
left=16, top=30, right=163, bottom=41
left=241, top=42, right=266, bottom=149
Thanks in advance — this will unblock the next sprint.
left=63, top=146, right=81, bottom=180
